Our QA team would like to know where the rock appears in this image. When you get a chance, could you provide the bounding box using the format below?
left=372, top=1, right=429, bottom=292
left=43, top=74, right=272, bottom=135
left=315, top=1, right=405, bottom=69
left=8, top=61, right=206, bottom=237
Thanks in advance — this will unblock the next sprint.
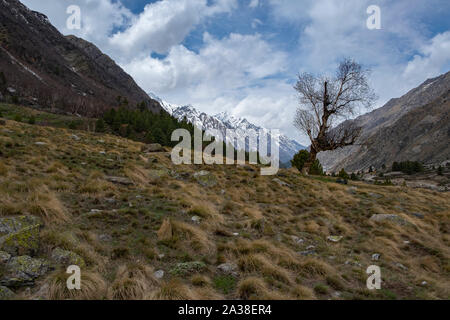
left=0, top=216, right=42, bottom=236
left=35, top=142, right=47, bottom=146
left=0, top=225, right=41, bottom=256
left=0, top=256, right=51, bottom=287
left=51, top=248, right=85, bottom=268
left=0, top=286, right=15, bottom=300
left=232, top=233, right=239, bottom=237
left=193, top=171, right=218, bottom=187
left=420, top=281, right=428, bottom=286
left=327, top=236, right=343, bottom=243
left=298, top=250, right=316, bottom=256
left=170, top=261, right=206, bottom=276
left=372, top=253, right=381, bottom=261
left=395, top=263, right=408, bottom=271
left=90, top=209, right=102, bottom=214
left=154, top=270, right=165, bottom=279
left=0, top=251, right=11, bottom=263
left=348, top=187, right=358, bottom=194
left=370, top=214, right=409, bottom=226
left=105, top=176, right=134, bottom=186
left=71, top=134, right=80, bottom=141
left=99, top=234, right=112, bottom=242
left=291, top=236, right=304, bottom=244
left=368, top=193, right=383, bottom=199
left=336, top=178, right=348, bottom=185
left=142, top=143, right=164, bottom=153
left=273, top=178, right=290, bottom=187
left=409, top=212, right=425, bottom=219
left=191, top=216, right=201, bottom=224
left=217, top=263, right=239, bottom=276
left=7, top=87, right=16, bottom=94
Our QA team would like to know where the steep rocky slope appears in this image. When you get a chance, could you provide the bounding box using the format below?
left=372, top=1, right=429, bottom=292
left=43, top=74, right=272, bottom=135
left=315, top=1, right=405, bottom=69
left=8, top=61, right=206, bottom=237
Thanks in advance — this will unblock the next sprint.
left=319, top=71, right=450, bottom=172
left=0, top=104, right=449, bottom=300
left=0, top=0, right=161, bottom=114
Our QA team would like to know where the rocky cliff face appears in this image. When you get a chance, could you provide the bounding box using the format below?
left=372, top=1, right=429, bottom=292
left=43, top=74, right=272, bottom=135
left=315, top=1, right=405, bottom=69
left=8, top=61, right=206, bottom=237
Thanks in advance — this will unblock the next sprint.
left=0, top=0, right=161, bottom=115
left=318, top=71, right=450, bottom=172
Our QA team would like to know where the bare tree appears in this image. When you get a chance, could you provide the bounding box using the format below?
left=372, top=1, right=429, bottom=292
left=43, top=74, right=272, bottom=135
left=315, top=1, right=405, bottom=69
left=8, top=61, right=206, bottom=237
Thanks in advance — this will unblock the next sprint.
left=294, top=58, right=377, bottom=174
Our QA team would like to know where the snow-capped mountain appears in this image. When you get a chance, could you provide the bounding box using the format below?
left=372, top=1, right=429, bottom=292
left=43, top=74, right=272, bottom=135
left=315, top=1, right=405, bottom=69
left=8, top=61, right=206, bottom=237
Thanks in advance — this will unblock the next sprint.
left=149, top=93, right=305, bottom=164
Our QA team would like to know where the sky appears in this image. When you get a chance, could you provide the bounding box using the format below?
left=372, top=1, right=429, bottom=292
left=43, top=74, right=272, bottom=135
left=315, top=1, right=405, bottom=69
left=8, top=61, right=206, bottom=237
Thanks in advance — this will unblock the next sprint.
left=21, top=0, right=450, bottom=145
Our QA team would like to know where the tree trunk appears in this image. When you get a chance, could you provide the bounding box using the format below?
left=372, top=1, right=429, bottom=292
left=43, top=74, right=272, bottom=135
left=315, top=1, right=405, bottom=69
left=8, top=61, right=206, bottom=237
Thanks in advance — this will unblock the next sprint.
left=302, top=149, right=318, bottom=175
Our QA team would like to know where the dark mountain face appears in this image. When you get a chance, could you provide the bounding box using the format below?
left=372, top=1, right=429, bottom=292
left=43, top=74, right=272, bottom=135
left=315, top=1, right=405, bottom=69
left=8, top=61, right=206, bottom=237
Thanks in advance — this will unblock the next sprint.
left=318, top=71, right=450, bottom=172
left=0, top=0, right=161, bottom=115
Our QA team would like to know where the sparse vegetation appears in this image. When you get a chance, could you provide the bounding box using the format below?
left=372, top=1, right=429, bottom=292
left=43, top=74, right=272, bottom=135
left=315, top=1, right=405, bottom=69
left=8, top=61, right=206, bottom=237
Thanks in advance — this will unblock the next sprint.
left=0, top=105, right=448, bottom=301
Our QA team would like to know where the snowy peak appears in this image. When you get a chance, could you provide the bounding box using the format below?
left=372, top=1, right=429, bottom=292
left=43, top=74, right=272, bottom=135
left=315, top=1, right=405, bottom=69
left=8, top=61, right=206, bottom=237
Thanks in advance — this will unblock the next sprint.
left=148, top=93, right=306, bottom=163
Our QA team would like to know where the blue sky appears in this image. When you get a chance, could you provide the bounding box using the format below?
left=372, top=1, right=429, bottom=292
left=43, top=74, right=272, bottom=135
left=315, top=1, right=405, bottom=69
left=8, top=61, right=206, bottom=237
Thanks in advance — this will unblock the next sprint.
left=21, top=0, right=450, bottom=144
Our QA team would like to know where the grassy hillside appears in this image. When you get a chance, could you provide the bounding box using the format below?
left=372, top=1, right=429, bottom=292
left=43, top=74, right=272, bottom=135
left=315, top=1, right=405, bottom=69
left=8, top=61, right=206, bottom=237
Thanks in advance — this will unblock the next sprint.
left=0, top=106, right=449, bottom=300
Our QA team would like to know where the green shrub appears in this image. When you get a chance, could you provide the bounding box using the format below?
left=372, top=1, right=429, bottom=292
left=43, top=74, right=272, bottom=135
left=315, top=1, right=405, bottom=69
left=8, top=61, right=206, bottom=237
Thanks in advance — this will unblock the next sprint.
left=13, top=114, right=22, bottom=122
left=28, top=116, right=36, bottom=125
left=392, top=161, right=424, bottom=175
left=291, top=150, right=323, bottom=175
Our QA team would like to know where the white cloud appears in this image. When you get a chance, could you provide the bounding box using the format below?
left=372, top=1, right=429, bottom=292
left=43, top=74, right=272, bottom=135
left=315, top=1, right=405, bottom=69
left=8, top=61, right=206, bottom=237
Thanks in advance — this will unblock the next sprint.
left=249, top=0, right=259, bottom=9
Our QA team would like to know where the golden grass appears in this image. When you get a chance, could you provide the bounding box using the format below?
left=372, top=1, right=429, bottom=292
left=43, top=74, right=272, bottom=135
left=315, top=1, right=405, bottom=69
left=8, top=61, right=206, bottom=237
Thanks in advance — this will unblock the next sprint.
left=108, top=263, right=158, bottom=300
left=46, top=270, right=107, bottom=300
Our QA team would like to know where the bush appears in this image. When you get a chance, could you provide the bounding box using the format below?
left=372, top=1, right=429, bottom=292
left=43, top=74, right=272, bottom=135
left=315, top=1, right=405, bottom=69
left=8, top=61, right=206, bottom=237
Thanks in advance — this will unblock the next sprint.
left=13, top=114, right=22, bottom=122
left=437, top=166, right=443, bottom=176
left=28, top=116, right=36, bottom=125
left=95, top=119, right=106, bottom=132
left=350, top=173, right=359, bottom=181
left=291, top=150, right=324, bottom=175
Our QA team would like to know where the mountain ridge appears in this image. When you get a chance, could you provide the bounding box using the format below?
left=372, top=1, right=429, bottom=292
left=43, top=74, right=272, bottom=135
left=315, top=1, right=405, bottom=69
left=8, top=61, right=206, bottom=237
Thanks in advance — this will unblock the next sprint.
left=318, top=71, right=450, bottom=172
left=149, top=92, right=306, bottom=164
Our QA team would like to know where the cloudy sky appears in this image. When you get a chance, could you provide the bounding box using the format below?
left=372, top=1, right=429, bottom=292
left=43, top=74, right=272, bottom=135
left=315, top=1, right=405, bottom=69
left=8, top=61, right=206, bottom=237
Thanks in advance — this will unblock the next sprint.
left=22, top=0, right=450, bottom=144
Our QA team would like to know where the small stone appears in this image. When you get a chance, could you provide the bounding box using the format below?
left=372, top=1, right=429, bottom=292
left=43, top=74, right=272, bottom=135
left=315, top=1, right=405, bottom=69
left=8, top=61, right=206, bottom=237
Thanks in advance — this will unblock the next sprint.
left=395, top=263, right=408, bottom=271
left=232, top=233, right=239, bottom=237
left=217, top=263, right=238, bottom=276
left=90, top=209, right=102, bottom=213
left=71, top=134, right=80, bottom=141
left=158, top=254, right=165, bottom=260
left=306, top=245, right=315, bottom=250
left=191, top=216, right=201, bottom=224
left=99, top=234, right=112, bottom=242
left=154, top=270, right=165, bottom=279
left=410, top=212, right=425, bottom=219
left=35, top=142, right=47, bottom=146
left=372, top=253, right=381, bottom=261
left=170, top=261, right=206, bottom=276
left=291, top=236, right=304, bottom=244
left=421, top=281, right=428, bottom=286
left=298, top=250, right=316, bottom=256
left=327, top=236, right=343, bottom=243
left=106, top=176, right=134, bottom=186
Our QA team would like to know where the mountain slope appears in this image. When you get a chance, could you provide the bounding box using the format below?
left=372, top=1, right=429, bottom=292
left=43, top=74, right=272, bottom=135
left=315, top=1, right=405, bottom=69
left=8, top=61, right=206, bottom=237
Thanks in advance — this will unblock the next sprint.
left=149, top=93, right=305, bottom=164
left=0, top=106, right=449, bottom=300
left=318, top=71, right=450, bottom=172
left=0, top=0, right=161, bottom=114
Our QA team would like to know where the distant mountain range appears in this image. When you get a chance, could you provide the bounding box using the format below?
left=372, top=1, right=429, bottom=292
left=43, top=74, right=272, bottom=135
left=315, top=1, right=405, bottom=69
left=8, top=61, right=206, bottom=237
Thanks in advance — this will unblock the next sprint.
left=149, top=93, right=306, bottom=164
left=318, top=71, right=450, bottom=172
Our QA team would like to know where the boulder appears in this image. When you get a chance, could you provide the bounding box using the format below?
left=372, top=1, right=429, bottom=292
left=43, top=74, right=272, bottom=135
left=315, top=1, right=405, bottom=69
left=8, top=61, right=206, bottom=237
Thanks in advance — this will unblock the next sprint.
left=327, top=235, right=343, bottom=243
left=142, top=143, right=164, bottom=153
left=0, top=225, right=41, bottom=256
left=0, top=286, right=15, bottom=300
left=154, top=270, right=165, bottom=280
left=0, top=216, right=43, bottom=236
left=194, top=171, right=218, bottom=188
left=0, top=256, right=51, bottom=287
left=51, top=248, right=85, bottom=268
